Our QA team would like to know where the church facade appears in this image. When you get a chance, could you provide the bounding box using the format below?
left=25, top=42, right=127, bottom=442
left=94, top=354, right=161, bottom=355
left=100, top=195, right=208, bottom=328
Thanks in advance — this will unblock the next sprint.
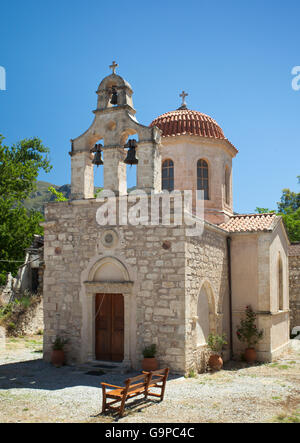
left=42, top=64, right=290, bottom=374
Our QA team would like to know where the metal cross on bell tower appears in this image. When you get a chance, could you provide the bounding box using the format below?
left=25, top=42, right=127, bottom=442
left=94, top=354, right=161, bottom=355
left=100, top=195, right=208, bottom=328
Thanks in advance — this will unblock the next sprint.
left=109, top=60, right=118, bottom=75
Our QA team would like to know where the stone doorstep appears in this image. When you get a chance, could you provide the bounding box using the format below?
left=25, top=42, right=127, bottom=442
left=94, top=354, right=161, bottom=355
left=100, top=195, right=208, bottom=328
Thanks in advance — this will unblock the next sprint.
left=75, top=360, right=130, bottom=375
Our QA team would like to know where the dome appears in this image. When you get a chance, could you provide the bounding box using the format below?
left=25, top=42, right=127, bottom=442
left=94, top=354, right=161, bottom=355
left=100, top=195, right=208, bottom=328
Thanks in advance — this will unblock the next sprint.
left=150, top=108, right=226, bottom=140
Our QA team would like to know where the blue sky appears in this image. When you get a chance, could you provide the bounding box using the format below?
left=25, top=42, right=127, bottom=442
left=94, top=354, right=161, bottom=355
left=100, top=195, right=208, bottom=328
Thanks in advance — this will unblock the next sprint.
left=0, top=0, right=299, bottom=213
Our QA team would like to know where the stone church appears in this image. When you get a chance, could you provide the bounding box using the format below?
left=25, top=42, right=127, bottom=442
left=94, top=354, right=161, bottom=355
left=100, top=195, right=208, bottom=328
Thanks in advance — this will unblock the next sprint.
left=42, top=63, right=290, bottom=374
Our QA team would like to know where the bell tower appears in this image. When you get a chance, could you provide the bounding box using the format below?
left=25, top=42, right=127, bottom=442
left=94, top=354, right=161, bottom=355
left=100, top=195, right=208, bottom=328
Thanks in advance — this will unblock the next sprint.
left=70, top=62, right=162, bottom=199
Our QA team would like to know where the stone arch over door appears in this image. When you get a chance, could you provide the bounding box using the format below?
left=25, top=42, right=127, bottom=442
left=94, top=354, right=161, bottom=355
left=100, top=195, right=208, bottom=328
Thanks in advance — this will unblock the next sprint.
left=80, top=256, right=135, bottom=367
left=89, top=257, right=130, bottom=282
left=196, top=280, right=217, bottom=346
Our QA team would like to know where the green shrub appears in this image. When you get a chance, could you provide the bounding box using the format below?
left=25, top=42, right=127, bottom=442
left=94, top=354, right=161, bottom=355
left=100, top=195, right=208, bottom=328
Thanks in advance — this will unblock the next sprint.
left=236, top=305, right=263, bottom=348
left=0, top=303, right=14, bottom=323
left=185, top=369, right=197, bottom=378
left=52, top=336, right=69, bottom=351
left=207, top=333, right=227, bottom=353
left=0, top=294, right=40, bottom=334
left=142, top=344, right=157, bottom=358
left=7, top=322, right=16, bottom=332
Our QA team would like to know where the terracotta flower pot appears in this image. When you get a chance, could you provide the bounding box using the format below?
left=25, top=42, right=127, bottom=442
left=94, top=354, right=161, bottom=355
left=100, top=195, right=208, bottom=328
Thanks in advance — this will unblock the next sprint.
left=142, top=357, right=158, bottom=371
left=208, top=354, right=223, bottom=371
left=244, top=347, right=256, bottom=363
left=51, top=350, right=65, bottom=367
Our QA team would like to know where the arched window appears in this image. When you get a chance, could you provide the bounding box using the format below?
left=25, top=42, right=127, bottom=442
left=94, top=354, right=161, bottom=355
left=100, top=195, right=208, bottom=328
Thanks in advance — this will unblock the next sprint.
left=278, top=255, right=284, bottom=311
left=162, top=159, right=174, bottom=191
left=197, top=159, right=209, bottom=200
left=225, top=166, right=230, bottom=205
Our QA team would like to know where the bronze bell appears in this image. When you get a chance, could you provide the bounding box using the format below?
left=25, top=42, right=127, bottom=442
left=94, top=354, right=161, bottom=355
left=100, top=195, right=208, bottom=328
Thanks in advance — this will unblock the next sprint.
left=91, top=144, right=103, bottom=166
left=124, top=139, right=138, bottom=165
left=110, top=87, right=118, bottom=105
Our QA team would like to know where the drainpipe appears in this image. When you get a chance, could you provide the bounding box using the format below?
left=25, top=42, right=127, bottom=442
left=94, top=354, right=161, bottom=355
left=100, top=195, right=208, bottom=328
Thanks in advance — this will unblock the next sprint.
left=227, top=236, right=233, bottom=360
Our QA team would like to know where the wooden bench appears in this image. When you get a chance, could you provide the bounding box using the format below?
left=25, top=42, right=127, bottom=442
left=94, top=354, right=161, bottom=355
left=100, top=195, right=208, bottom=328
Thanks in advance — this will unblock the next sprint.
left=101, top=368, right=169, bottom=417
left=143, top=368, right=169, bottom=402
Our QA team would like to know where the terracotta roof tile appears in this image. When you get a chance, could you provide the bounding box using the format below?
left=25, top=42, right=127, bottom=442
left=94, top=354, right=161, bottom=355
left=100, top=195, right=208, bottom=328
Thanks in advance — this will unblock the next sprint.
left=150, top=108, right=237, bottom=151
left=219, top=213, right=279, bottom=233
left=288, top=243, right=300, bottom=256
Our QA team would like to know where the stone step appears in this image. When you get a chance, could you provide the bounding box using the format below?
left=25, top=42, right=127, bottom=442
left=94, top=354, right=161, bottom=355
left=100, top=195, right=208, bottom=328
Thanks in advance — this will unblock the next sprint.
left=75, top=360, right=129, bottom=375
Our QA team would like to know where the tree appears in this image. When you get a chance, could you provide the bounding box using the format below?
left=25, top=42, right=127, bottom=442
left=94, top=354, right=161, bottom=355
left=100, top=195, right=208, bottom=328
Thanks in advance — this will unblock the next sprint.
left=281, top=208, right=300, bottom=242
left=277, top=188, right=300, bottom=214
left=255, top=207, right=275, bottom=214
left=0, top=135, right=52, bottom=284
left=255, top=175, right=300, bottom=242
left=48, top=186, right=68, bottom=202
left=277, top=177, right=300, bottom=242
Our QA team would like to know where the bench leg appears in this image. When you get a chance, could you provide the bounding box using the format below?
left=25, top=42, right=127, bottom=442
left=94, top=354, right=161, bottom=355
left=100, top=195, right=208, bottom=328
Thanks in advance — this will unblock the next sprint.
left=144, top=387, right=149, bottom=400
left=160, top=384, right=166, bottom=401
left=160, top=373, right=169, bottom=401
left=119, top=395, right=127, bottom=418
left=102, top=388, right=107, bottom=413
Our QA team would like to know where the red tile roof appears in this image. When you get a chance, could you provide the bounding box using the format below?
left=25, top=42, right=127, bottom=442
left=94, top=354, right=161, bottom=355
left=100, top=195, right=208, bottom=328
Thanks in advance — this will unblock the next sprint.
left=150, top=109, right=225, bottom=138
left=150, top=108, right=237, bottom=152
left=219, top=213, right=279, bottom=233
left=288, top=243, right=300, bottom=256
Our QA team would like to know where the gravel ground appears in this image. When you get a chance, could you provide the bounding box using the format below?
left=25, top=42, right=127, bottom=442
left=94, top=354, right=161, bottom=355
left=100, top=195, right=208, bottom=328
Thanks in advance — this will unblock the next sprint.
left=0, top=336, right=299, bottom=423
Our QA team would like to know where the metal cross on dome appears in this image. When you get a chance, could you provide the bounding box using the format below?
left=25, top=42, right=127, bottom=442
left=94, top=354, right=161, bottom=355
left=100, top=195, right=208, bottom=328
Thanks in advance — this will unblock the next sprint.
left=180, top=90, right=188, bottom=106
left=109, top=61, right=118, bottom=74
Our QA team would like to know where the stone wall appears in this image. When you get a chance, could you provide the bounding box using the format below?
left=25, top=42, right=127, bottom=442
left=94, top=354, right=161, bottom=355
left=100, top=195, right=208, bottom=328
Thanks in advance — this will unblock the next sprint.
left=0, top=273, right=14, bottom=304
left=43, top=197, right=230, bottom=374
left=0, top=326, right=5, bottom=350
left=17, top=298, right=44, bottom=336
left=4, top=297, right=44, bottom=337
left=289, top=243, right=300, bottom=330
left=185, top=226, right=229, bottom=372
left=43, top=199, right=188, bottom=373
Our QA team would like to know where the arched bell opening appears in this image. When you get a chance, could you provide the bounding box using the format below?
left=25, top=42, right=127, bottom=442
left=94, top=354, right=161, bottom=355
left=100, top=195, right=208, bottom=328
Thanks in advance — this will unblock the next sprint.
left=90, top=138, right=104, bottom=196
left=122, top=131, right=139, bottom=191
left=98, top=80, right=121, bottom=109
left=96, top=70, right=134, bottom=111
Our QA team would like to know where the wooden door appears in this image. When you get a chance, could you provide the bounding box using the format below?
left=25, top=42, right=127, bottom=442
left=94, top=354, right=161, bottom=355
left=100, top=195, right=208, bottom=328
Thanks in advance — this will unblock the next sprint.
left=95, top=294, right=124, bottom=361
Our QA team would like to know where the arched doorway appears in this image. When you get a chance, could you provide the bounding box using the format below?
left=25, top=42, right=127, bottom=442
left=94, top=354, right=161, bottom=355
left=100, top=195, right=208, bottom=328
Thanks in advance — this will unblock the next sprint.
left=95, top=293, right=124, bottom=361
left=82, top=256, right=134, bottom=365
left=93, top=259, right=126, bottom=362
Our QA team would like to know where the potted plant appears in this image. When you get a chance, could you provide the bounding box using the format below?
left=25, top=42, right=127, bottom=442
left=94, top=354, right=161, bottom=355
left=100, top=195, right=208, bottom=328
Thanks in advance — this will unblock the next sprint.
left=51, top=336, right=69, bottom=367
left=207, top=333, right=227, bottom=371
left=142, top=344, right=158, bottom=371
left=236, top=305, right=263, bottom=363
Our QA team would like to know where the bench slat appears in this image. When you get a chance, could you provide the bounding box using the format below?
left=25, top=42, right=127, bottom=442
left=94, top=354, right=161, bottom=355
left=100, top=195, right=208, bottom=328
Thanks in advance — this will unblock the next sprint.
left=125, top=374, right=149, bottom=384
